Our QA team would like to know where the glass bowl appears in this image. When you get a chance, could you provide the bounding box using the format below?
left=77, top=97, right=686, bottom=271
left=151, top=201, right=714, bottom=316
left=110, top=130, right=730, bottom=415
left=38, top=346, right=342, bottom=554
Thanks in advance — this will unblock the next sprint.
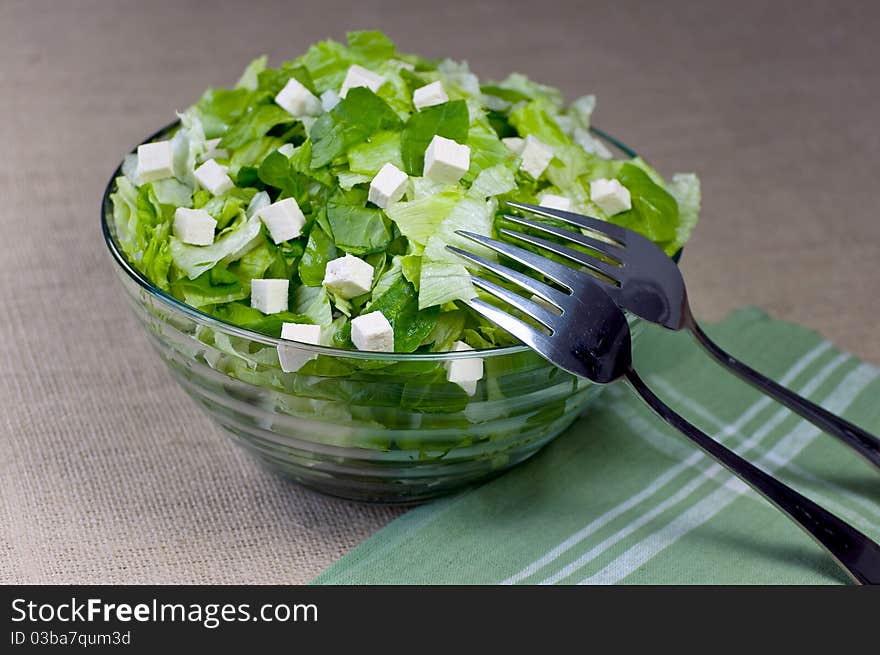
left=101, top=123, right=645, bottom=503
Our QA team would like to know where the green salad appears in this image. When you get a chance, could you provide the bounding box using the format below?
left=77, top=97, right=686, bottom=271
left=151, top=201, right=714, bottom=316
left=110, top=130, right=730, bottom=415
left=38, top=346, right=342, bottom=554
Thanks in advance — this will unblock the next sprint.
left=111, top=30, right=700, bottom=362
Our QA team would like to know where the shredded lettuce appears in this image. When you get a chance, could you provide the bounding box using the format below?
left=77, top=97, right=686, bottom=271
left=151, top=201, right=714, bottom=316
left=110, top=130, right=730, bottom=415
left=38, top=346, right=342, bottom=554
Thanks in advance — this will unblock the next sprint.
left=471, top=164, right=516, bottom=197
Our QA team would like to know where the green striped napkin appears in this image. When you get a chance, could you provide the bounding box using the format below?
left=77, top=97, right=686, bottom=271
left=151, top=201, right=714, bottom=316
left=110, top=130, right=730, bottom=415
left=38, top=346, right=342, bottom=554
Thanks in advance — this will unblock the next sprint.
left=314, top=308, right=880, bottom=584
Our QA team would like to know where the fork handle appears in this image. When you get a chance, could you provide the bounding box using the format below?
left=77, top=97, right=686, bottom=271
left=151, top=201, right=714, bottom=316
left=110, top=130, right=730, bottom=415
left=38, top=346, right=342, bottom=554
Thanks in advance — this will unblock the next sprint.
left=684, top=317, right=880, bottom=469
left=624, top=368, right=880, bottom=584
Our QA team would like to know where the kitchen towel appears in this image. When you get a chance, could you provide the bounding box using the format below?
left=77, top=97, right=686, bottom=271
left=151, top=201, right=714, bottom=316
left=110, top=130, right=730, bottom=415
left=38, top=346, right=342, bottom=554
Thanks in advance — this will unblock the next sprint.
left=313, top=307, right=880, bottom=584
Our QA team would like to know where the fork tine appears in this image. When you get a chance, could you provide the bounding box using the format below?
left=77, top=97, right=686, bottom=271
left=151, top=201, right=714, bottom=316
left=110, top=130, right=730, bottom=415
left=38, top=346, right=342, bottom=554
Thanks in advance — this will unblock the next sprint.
left=453, top=231, right=582, bottom=291
left=499, top=228, right=622, bottom=283
left=469, top=274, right=558, bottom=329
left=501, top=213, right=624, bottom=263
left=506, top=201, right=628, bottom=245
left=446, top=245, right=569, bottom=303
left=461, top=297, right=553, bottom=352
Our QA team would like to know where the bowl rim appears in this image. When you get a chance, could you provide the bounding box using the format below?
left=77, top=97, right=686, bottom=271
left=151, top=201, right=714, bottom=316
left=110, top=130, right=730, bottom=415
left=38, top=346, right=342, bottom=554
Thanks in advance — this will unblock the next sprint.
left=101, top=121, right=657, bottom=362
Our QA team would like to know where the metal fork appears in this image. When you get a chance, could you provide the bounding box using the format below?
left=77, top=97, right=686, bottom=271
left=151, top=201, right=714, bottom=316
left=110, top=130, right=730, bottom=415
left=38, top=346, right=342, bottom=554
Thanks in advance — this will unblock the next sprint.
left=499, top=201, right=880, bottom=470
left=448, top=233, right=880, bottom=584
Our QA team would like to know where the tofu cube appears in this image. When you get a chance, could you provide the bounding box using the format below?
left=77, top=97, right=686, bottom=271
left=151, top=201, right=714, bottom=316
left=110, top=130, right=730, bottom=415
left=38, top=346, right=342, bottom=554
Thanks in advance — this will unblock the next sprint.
left=322, top=254, right=374, bottom=299
left=320, top=89, right=340, bottom=112
left=590, top=178, right=632, bottom=216
left=275, top=77, right=322, bottom=117
left=135, top=140, right=175, bottom=184
left=194, top=159, right=234, bottom=196
left=173, top=207, right=217, bottom=246
left=413, top=81, right=449, bottom=110
left=501, top=137, right=525, bottom=155
left=351, top=311, right=394, bottom=352
left=445, top=341, right=483, bottom=396
left=257, top=197, right=306, bottom=244
left=424, top=135, right=471, bottom=184
left=539, top=193, right=572, bottom=212
left=339, top=65, right=385, bottom=98
left=277, top=323, right=322, bottom=373
left=519, top=135, right=555, bottom=179
left=250, top=279, right=289, bottom=315
left=200, top=137, right=228, bottom=162
left=368, top=162, right=408, bottom=208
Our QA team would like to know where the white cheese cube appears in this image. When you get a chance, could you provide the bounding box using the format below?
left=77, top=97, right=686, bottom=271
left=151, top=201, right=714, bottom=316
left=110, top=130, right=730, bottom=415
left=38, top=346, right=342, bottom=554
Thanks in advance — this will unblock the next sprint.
left=368, top=163, right=408, bottom=208
left=519, top=135, right=555, bottom=179
left=424, top=135, right=471, bottom=184
left=200, top=137, right=229, bottom=162
left=194, top=159, right=234, bottom=196
left=590, top=178, right=632, bottom=216
left=320, top=89, right=340, bottom=112
left=275, top=77, right=322, bottom=117
left=413, top=81, right=449, bottom=110
left=501, top=137, right=525, bottom=155
left=135, top=140, right=175, bottom=184
left=173, top=207, right=217, bottom=246
left=539, top=193, right=572, bottom=212
left=257, top=197, right=306, bottom=244
left=351, top=311, right=394, bottom=352
left=277, top=143, right=295, bottom=157
left=277, top=323, right=322, bottom=373
left=445, top=341, right=483, bottom=396
left=250, top=279, right=289, bottom=314
left=322, top=254, right=374, bottom=299
left=339, top=65, right=385, bottom=98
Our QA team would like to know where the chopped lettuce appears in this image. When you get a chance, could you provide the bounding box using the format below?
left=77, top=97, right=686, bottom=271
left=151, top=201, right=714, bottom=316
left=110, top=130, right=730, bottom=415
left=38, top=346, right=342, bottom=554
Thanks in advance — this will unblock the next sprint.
left=111, top=30, right=700, bottom=358
left=384, top=187, right=462, bottom=245
left=471, top=164, right=516, bottom=197
left=309, top=87, right=402, bottom=167
left=666, top=173, right=701, bottom=255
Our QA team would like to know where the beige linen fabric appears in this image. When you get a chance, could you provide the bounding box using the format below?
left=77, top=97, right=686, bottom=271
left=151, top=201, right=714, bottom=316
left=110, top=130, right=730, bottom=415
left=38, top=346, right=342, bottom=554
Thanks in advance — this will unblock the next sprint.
left=1, top=0, right=878, bottom=584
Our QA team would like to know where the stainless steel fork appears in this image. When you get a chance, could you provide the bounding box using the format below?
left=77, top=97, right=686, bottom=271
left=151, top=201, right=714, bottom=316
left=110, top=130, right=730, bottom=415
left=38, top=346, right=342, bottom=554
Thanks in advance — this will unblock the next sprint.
left=499, top=200, right=880, bottom=470
left=448, top=233, right=880, bottom=584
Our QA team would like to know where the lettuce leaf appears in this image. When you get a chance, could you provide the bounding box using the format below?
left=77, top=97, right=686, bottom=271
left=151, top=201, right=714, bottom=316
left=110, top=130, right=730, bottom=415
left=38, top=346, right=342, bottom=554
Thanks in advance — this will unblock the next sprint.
left=235, top=55, right=267, bottom=91
left=347, top=130, right=403, bottom=174
left=418, top=196, right=495, bottom=309
left=509, top=101, right=569, bottom=147
left=298, top=40, right=354, bottom=94
left=298, top=224, right=338, bottom=286
left=220, top=105, right=296, bottom=150
left=326, top=191, right=392, bottom=255
left=172, top=271, right=247, bottom=308
left=471, top=164, right=516, bottom=197
left=609, top=162, right=678, bottom=245
left=666, top=173, right=701, bottom=255
left=384, top=187, right=462, bottom=246
left=293, top=284, right=333, bottom=326
left=110, top=179, right=173, bottom=289
left=347, top=30, right=396, bottom=66
left=309, top=87, right=402, bottom=168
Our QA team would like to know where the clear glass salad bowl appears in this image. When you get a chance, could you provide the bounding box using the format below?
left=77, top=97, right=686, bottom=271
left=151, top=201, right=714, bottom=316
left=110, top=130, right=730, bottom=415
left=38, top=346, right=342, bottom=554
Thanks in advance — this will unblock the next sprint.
left=101, top=124, right=646, bottom=503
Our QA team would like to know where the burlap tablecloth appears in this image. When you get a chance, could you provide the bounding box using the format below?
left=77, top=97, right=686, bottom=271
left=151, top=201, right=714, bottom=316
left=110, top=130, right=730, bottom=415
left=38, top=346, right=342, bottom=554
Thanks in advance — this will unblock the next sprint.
left=2, top=0, right=878, bottom=584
